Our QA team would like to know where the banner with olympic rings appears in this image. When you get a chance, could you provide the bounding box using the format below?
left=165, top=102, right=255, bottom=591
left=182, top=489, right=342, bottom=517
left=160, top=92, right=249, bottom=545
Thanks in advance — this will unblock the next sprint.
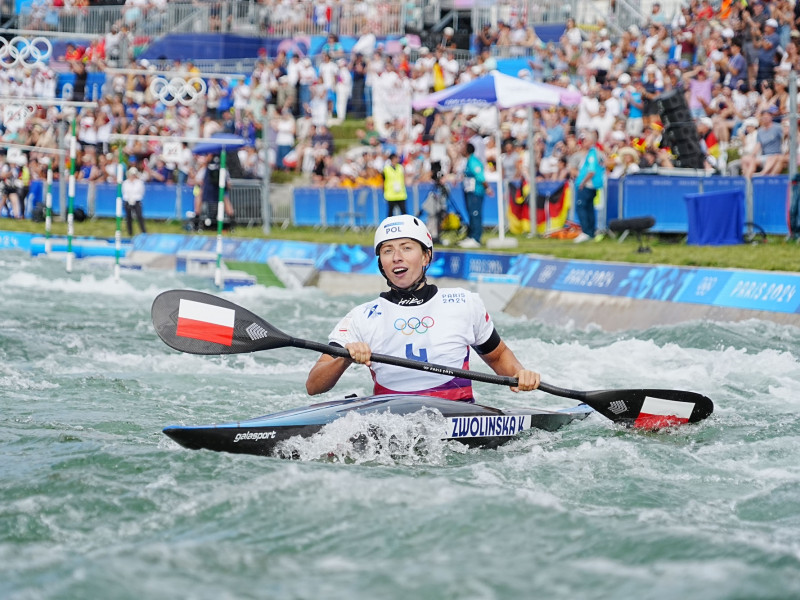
left=148, top=76, right=208, bottom=106
left=0, top=36, right=52, bottom=69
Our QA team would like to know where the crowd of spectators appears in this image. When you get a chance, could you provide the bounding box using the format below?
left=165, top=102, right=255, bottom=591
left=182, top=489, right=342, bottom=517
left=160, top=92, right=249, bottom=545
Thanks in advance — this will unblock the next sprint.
left=3, top=0, right=800, bottom=221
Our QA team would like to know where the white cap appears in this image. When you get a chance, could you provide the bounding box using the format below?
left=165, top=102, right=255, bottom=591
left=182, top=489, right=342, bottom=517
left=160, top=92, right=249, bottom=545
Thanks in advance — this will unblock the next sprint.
left=127, top=167, right=139, bottom=176
left=443, top=27, right=454, bottom=36
left=618, top=73, right=631, bottom=85
left=766, top=19, right=778, bottom=28
left=374, top=215, right=433, bottom=255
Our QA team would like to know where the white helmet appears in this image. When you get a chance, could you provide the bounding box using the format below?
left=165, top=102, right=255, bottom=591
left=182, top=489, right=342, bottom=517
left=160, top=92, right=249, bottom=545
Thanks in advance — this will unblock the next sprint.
left=374, top=214, right=433, bottom=255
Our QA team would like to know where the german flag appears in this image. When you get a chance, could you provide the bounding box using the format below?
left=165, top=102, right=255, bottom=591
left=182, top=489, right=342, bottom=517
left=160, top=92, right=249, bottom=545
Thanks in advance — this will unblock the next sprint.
left=508, top=179, right=531, bottom=235
left=535, top=180, right=571, bottom=235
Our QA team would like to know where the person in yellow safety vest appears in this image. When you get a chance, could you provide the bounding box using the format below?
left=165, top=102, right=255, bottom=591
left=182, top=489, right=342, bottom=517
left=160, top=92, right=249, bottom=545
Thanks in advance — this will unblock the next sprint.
left=382, top=152, right=407, bottom=216
left=18, top=160, right=30, bottom=218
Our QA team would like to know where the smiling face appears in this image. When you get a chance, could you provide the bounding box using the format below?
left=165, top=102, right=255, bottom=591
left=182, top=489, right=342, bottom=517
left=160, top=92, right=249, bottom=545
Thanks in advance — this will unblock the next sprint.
left=378, top=238, right=430, bottom=290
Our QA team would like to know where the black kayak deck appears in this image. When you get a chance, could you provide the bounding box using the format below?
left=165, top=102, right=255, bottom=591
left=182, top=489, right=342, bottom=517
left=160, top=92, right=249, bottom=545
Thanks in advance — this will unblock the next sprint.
left=163, top=395, right=593, bottom=457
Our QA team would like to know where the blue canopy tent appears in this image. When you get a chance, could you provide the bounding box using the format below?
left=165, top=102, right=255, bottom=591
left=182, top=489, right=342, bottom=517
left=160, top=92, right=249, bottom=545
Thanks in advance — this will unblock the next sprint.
left=191, top=133, right=248, bottom=155
left=413, top=72, right=580, bottom=245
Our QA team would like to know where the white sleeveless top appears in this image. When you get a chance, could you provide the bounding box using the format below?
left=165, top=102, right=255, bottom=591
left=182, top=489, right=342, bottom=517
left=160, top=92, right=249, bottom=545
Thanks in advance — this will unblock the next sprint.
left=328, top=288, right=495, bottom=401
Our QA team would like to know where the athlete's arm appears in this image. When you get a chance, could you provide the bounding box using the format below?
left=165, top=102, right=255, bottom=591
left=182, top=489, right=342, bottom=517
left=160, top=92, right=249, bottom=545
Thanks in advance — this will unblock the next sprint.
left=305, top=342, right=372, bottom=395
left=479, top=340, right=540, bottom=392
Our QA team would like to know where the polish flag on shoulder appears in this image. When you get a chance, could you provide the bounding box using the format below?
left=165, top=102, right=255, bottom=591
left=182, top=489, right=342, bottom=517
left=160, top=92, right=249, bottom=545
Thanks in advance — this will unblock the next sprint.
left=176, top=299, right=235, bottom=346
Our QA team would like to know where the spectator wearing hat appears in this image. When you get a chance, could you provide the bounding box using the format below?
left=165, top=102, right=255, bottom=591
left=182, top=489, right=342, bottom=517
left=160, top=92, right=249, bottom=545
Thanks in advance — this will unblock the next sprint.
left=724, top=40, right=748, bottom=92
left=439, top=26, right=457, bottom=51
left=575, top=130, right=604, bottom=242
left=460, top=141, right=492, bottom=248
left=741, top=110, right=785, bottom=177
left=709, top=84, right=739, bottom=147
left=755, top=18, right=782, bottom=87
left=642, top=64, right=664, bottom=128
left=683, top=66, right=717, bottom=118
left=727, top=117, right=760, bottom=175
left=466, top=119, right=487, bottom=163
left=625, top=77, right=646, bottom=137
left=610, top=146, right=641, bottom=178
left=589, top=45, right=612, bottom=86
left=122, top=167, right=146, bottom=236
left=696, top=117, right=722, bottom=170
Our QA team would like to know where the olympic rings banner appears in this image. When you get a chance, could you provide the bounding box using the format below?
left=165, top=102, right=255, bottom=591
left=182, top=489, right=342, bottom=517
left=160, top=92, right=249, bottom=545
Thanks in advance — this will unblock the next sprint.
left=148, top=76, right=207, bottom=106
left=0, top=36, right=52, bottom=69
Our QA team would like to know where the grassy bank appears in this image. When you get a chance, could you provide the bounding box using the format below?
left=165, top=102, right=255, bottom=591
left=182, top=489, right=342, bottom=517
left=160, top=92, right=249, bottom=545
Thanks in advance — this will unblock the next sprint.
left=2, top=217, right=797, bottom=273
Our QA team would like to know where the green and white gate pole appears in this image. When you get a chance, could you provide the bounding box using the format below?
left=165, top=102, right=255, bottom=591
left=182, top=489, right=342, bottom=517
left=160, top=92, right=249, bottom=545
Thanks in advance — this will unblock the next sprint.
left=114, top=146, right=124, bottom=281
left=214, top=148, right=227, bottom=288
left=44, top=157, right=53, bottom=254
left=66, top=118, right=77, bottom=273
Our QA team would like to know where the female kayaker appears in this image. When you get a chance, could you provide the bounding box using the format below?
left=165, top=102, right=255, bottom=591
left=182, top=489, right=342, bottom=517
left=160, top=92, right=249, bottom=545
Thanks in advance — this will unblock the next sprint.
left=305, top=214, right=540, bottom=401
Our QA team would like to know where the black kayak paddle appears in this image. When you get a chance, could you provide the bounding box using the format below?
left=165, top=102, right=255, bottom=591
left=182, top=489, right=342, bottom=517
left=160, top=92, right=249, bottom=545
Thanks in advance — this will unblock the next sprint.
left=151, top=289, right=714, bottom=429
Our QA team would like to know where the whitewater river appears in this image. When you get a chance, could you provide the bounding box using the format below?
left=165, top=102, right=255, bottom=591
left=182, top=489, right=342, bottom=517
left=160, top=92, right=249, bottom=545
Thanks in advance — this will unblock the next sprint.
left=2, top=250, right=799, bottom=600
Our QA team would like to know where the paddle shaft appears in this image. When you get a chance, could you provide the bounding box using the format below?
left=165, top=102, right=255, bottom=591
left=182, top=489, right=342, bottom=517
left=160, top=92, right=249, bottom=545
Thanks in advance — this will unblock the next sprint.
left=291, top=336, right=581, bottom=400
left=151, top=290, right=713, bottom=425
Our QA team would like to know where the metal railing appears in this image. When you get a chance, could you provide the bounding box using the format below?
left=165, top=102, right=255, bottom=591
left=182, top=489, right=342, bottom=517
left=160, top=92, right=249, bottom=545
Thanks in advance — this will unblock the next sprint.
left=15, top=3, right=205, bottom=36
left=229, top=179, right=263, bottom=227
left=248, top=1, right=407, bottom=37
left=470, top=0, right=575, bottom=29
left=15, top=1, right=407, bottom=38
left=228, top=180, right=293, bottom=228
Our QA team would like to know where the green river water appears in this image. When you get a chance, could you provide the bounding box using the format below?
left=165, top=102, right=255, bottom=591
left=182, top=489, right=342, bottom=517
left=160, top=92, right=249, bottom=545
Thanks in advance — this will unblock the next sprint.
left=2, top=251, right=799, bottom=599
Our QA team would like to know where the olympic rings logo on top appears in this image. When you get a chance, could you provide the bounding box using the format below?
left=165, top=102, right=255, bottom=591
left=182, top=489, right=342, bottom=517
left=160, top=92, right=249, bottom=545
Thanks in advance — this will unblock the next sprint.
left=148, top=76, right=208, bottom=106
left=394, top=316, right=435, bottom=335
left=0, top=37, right=53, bottom=69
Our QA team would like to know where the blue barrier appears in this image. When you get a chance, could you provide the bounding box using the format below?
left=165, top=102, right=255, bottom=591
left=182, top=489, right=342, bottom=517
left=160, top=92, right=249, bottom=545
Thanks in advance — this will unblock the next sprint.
left=29, top=181, right=191, bottom=220
left=606, top=178, right=620, bottom=222
left=752, top=176, right=789, bottom=235
left=24, top=174, right=789, bottom=236
left=294, top=179, right=667, bottom=232
left=293, top=188, right=323, bottom=226
left=623, top=175, right=702, bottom=232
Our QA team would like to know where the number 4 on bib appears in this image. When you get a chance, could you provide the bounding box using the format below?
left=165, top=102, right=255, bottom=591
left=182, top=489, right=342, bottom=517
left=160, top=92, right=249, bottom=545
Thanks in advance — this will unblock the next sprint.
left=405, top=343, right=428, bottom=363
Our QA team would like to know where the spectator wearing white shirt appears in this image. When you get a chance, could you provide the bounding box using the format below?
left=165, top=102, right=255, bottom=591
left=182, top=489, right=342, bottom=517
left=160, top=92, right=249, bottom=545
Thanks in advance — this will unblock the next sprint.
left=333, top=59, right=352, bottom=124
left=232, top=79, right=252, bottom=123
left=122, top=167, right=146, bottom=236
left=318, top=53, right=339, bottom=112
left=439, top=49, right=459, bottom=87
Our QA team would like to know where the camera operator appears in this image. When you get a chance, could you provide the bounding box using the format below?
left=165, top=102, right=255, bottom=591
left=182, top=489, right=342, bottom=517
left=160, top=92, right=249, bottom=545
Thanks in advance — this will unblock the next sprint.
left=0, top=162, right=24, bottom=219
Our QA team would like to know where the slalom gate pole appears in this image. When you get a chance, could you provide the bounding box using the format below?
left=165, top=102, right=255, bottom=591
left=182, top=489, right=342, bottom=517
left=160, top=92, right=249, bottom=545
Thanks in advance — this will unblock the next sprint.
left=114, top=146, right=124, bottom=282
left=44, top=158, right=53, bottom=255
left=214, top=148, right=227, bottom=288
left=66, top=118, right=77, bottom=273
